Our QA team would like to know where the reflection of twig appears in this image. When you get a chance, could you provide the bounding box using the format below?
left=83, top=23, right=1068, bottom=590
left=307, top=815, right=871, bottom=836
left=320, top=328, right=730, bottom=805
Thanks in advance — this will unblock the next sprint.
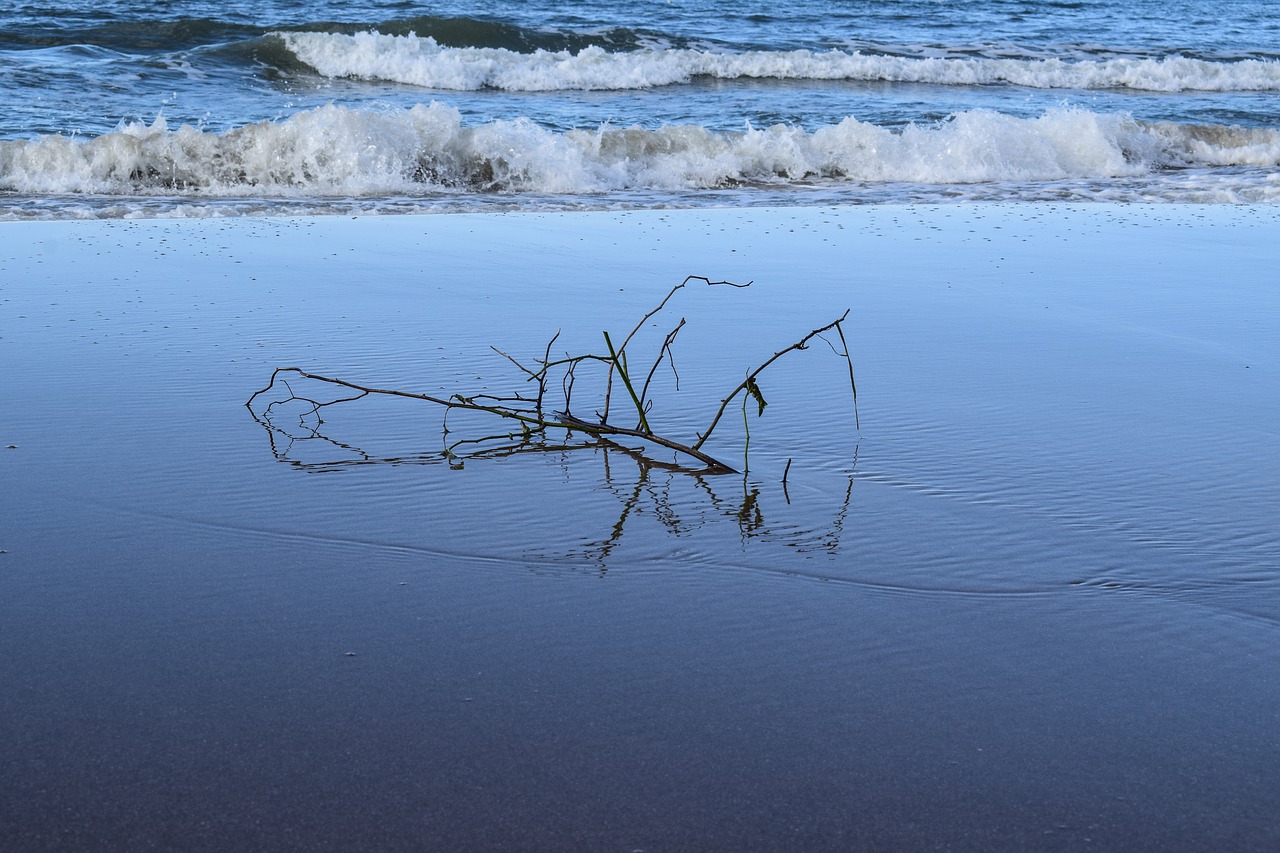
left=572, top=455, right=859, bottom=562
left=591, top=453, right=648, bottom=564
left=827, top=475, right=855, bottom=550
left=252, top=408, right=373, bottom=470
left=737, top=484, right=764, bottom=537
left=816, top=446, right=859, bottom=553
left=252, top=397, right=859, bottom=564
left=248, top=400, right=599, bottom=473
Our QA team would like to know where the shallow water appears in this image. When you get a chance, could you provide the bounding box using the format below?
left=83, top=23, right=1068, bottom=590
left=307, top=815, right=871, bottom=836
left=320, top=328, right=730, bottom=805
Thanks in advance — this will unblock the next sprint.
left=1, top=206, right=1278, bottom=849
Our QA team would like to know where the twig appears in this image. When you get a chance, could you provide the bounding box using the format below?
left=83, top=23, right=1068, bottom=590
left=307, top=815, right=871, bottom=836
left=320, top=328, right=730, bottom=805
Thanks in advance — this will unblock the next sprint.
left=835, top=320, right=859, bottom=431
left=537, top=330, right=561, bottom=420
left=603, top=330, right=650, bottom=433
left=639, top=317, right=686, bottom=407
left=601, top=275, right=749, bottom=422
left=693, top=309, right=852, bottom=451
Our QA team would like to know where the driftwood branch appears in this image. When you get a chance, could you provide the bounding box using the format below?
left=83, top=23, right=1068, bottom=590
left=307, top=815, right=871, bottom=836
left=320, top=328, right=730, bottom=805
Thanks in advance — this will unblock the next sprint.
left=247, top=276, right=855, bottom=475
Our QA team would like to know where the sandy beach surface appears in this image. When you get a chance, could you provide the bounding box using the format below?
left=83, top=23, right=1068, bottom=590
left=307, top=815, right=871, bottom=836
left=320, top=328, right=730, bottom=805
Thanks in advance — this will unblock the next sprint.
left=2, top=204, right=1278, bottom=850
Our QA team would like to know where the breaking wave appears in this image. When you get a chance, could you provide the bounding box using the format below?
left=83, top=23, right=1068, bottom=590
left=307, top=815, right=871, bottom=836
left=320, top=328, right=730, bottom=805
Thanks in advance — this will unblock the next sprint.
left=277, top=31, right=1280, bottom=93
left=3, top=103, right=1278, bottom=199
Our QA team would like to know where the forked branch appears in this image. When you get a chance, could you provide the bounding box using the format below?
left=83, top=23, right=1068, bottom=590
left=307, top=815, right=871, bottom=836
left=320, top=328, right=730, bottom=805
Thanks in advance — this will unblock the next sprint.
left=247, top=276, right=855, bottom=475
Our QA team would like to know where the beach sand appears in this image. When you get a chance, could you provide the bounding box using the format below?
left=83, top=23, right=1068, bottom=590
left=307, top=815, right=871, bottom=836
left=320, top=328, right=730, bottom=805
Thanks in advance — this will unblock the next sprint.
left=2, top=205, right=1278, bottom=850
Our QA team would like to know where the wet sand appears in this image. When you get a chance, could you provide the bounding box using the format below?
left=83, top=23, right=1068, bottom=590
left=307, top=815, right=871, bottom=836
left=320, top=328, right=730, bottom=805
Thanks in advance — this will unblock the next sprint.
left=2, top=205, right=1278, bottom=851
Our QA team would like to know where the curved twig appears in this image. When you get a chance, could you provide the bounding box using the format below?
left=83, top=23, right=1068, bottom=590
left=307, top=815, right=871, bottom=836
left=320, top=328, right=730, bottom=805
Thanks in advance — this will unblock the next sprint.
left=693, top=309, right=852, bottom=451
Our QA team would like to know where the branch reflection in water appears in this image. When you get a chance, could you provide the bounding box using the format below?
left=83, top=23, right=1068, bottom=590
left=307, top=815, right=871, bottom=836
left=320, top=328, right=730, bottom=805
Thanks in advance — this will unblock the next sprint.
left=245, top=381, right=857, bottom=570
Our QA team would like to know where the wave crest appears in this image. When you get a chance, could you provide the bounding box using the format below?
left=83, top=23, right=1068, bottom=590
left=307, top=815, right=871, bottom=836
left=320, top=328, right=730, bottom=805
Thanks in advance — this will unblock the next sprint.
left=3, top=104, right=1278, bottom=197
left=277, top=31, right=1280, bottom=93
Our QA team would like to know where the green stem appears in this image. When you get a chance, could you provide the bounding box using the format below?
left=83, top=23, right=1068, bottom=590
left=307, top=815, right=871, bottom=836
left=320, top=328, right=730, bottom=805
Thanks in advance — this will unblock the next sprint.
left=603, top=330, right=650, bottom=433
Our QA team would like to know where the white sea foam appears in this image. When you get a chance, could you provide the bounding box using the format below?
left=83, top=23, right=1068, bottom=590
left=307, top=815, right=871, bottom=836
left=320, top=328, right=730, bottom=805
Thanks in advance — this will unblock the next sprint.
left=3, top=104, right=1279, bottom=201
left=278, top=31, right=1280, bottom=93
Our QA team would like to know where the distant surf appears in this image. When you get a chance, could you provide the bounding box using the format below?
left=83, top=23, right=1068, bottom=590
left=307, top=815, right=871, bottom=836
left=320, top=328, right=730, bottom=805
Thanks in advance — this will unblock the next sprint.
left=6, top=0, right=1280, bottom=216
left=277, top=31, right=1280, bottom=93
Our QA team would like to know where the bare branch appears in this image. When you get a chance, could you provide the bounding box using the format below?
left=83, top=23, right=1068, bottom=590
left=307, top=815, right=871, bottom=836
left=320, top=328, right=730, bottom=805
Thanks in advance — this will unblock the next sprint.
left=247, top=277, right=848, bottom=480
left=603, top=330, right=650, bottom=433
left=639, top=317, right=686, bottom=408
left=693, top=309, right=851, bottom=451
left=601, top=275, right=749, bottom=422
left=555, top=412, right=734, bottom=474
left=536, top=330, right=561, bottom=420
left=490, top=345, right=537, bottom=378
left=835, top=319, right=860, bottom=431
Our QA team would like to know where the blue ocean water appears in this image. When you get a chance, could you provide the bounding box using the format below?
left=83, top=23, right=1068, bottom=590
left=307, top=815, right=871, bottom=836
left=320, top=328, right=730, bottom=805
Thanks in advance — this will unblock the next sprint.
left=3, top=0, right=1280, bottom=216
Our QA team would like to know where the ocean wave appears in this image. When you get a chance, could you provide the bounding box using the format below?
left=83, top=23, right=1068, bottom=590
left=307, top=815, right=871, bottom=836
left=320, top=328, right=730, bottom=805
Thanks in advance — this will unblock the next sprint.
left=0, top=13, right=658, bottom=54
left=277, top=31, right=1280, bottom=92
left=0, top=17, right=262, bottom=51
left=3, top=104, right=1278, bottom=198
